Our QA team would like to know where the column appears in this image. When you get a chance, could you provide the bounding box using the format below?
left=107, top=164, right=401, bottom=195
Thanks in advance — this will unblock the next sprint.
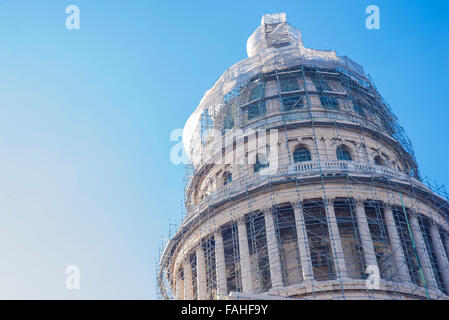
left=320, top=137, right=329, bottom=161
left=325, top=198, right=348, bottom=279
left=410, top=213, right=437, bottom=290
left=214, top=229, right=228, bottom=299
left=196, top=245, right=207, bottom=299
left=237, top=217, right=254, bottom=293
left=293, top=202, right=314, bottom=281
left=263, top=208, right=284, bottom=288
left=183, top=258, right=193, bottom=300
left=383, top=205, right=411, bottom=283
left=176, top=271, right=184, bottom=300
left=430, top=222, right=449, bottom=293
left=354, top=199, right=379, bottom=271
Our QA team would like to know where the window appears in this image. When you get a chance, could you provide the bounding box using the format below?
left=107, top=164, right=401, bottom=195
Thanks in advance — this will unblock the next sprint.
left=320, top=95, right=339, bottom=110
left=223, top=172, right=232, bottom=185
left=374, top=155, right=384, bottom=166
left=353, top=103, right=366, bottom=117
left=222, top=108, right=234, bottom=133
left=280, top=77, right=301, bottom=92
left=249, top=84, right=263, bottom=102
left=336, top=146, right=352, bottom=161
left=294, top=147, right=311, bottom=163
left=254, top=154, right=269, bottom=173
left=311, top=76, right=332, bottom=92
left=282, top=94, right=303, bottom=110
left=247, top=101, right=266, bottom=120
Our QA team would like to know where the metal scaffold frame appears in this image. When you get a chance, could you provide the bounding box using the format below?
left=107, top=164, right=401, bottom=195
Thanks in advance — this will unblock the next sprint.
left=157, top=13, right=449, bottom=300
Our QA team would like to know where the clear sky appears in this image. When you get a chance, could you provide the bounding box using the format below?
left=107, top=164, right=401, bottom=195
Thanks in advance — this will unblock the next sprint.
left=0, top=0, right=447, bottom=299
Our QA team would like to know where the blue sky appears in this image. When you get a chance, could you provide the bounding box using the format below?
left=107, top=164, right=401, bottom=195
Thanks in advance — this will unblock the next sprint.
left=0, top=0, right=447, bottom=299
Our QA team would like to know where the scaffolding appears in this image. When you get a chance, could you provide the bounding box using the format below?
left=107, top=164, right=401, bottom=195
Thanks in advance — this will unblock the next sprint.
left=157, top=13, right=449, bottom=300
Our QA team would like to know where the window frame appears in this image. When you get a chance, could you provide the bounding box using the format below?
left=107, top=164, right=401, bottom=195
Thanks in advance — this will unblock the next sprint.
left=248, top=83, right=264, bottom=102
left=293, top=147, right=312, bottom=163
left=336, top=145, right=352, bottom=161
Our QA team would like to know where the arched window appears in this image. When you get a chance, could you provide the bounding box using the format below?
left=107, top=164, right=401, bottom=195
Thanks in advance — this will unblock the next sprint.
left=374, top=155, right=384, bottom=166
left=249, top=84, right=263, bottom=102
left=336, top=145, right=352, bottom=161
left=294, top=147, right=311, bottom=163
left=247, top=83, right=266, bottom=120
left=254, top=154, right=269, bottom=173
left=223, top=172, right=232, bottom=185
left=222, top=107, right=234, bottom=134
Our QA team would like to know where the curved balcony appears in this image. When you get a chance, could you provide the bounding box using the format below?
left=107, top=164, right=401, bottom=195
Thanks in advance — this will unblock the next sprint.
left=187, top=160, right=417, bottom=215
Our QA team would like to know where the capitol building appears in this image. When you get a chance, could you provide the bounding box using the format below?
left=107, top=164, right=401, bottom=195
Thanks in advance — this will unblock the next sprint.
left=158, top=13, right=449, bottom=300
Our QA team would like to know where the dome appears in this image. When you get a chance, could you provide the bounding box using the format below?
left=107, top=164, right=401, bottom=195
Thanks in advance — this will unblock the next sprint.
left=158, top=13, right=449, bottom=301
left=182, top=13, right=413, bottom=170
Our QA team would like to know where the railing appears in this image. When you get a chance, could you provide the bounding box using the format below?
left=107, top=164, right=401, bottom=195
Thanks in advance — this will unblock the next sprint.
left=291, top=160, right=410, bottom=181
left=186, top=160, right=414, bottom=214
